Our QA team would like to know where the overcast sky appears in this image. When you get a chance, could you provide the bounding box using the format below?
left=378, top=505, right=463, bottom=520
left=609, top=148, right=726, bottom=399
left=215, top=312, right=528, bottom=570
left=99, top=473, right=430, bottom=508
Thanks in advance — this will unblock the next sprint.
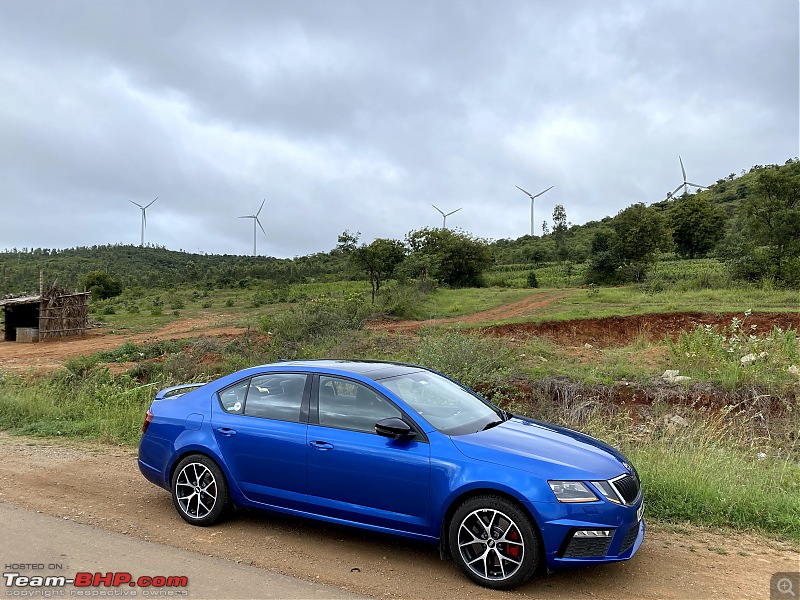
left=1, top=1, right=797, bottom=258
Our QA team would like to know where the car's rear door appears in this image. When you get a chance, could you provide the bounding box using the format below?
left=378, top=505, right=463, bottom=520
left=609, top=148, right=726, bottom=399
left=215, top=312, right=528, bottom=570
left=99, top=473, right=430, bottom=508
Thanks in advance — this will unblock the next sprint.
left=211, top=372, right=310, bottom=510
left=305, top=375, right=431, bottom=534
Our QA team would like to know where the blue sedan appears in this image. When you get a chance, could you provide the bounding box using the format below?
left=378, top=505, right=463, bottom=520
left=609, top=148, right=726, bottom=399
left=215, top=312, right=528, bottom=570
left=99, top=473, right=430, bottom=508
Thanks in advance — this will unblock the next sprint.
left=138, top=359, right=644, bottom=589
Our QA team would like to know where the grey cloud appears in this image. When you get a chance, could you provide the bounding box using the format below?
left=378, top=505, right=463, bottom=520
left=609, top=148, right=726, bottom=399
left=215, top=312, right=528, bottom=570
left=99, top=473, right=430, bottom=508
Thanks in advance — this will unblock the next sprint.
left=0, top=0, right=796, bottom=257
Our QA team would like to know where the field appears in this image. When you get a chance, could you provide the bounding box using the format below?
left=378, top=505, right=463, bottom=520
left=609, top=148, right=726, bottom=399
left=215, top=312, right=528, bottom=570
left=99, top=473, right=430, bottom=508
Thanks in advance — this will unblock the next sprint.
left=0, top=280, right=798, bottom=545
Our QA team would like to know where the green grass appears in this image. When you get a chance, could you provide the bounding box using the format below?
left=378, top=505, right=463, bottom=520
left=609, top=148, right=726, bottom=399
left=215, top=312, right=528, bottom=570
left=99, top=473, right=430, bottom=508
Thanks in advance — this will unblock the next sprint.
left=472, top=286, right=800, bottom=325
left=0, top=370, right=154, bottom=446
left=630, top=440, right=799, bottom=538
left=406, top=287, right=540, bottom=320
left=485, top=262, right=587, bottom=288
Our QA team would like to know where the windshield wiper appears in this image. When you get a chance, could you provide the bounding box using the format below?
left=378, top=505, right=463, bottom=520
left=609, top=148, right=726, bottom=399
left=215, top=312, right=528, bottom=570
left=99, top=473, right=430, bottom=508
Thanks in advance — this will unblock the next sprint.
left=481, top=420, right=503, bottom=431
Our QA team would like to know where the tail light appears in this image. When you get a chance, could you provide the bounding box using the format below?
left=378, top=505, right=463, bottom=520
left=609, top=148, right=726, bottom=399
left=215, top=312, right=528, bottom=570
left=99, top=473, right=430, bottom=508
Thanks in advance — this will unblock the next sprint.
left=142, top=410, right=154, bottom=434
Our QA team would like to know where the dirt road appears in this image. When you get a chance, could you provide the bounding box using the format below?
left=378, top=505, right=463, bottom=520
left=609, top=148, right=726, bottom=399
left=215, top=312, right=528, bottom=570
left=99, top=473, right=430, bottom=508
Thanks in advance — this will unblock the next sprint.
left=0, top=432, right=795, bottom=600
left=375, top=291, right=572, bottom=333
left=0, top=313, right=245, bottom=373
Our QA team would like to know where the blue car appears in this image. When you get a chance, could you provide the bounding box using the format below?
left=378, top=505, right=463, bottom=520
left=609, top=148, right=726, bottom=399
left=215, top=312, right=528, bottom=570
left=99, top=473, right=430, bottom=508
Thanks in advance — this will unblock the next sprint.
left=138, top=360, right=644, bottom=589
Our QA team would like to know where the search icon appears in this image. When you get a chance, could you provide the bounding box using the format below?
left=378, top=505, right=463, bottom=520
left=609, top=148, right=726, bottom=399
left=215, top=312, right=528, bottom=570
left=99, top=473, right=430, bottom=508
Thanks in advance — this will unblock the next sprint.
left=778, top=577, right=796, bottom=597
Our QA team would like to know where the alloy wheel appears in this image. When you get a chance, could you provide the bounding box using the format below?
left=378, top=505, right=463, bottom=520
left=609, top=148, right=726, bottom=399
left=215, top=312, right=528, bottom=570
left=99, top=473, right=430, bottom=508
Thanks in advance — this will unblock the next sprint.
left=456, top=508, right=525, bottom=581
left=175, top=462, right=218, bottom=519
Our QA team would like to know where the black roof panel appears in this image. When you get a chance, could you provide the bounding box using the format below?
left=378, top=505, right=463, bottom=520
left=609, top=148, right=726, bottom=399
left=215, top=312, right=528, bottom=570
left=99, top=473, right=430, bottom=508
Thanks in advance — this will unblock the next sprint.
left=276, top=359, right=424, bottom=380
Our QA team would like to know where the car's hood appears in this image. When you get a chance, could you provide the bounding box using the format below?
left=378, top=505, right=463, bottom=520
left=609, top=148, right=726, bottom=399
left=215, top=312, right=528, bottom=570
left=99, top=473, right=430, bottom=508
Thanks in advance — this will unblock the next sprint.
left=450, top=416, right=631, bottom=481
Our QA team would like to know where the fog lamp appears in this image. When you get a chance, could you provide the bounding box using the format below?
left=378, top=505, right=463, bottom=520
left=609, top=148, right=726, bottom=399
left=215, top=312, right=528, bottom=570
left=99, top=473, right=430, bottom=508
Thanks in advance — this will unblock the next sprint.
left=573, top=529, right=613, bottom=538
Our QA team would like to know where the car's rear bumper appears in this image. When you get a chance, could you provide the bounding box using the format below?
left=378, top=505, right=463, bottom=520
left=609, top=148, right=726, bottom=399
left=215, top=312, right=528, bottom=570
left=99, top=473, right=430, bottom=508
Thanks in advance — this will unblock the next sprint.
left=138, top=457, right=167, bottom=489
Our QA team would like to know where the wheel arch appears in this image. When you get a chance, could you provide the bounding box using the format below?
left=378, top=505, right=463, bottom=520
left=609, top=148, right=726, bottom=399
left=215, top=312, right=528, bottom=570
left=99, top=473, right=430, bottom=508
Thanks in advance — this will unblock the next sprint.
left=438, top=487, right=545, bottom=569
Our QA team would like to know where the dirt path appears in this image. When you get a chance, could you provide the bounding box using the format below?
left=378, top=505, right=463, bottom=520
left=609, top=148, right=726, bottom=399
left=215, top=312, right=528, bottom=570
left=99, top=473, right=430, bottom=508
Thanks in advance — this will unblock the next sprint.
left=376, top=291, right=572, bottom=333
left=0, top=432, right=795, bottom=600
left=0, top=313, right=246, bottom=373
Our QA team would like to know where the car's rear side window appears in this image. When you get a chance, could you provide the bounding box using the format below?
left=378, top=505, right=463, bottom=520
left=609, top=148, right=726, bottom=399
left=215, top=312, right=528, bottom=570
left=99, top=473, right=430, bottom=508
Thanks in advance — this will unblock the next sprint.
left=218, top=380, right=249, bottom=413
left=218, top=373, right=307, bottom=423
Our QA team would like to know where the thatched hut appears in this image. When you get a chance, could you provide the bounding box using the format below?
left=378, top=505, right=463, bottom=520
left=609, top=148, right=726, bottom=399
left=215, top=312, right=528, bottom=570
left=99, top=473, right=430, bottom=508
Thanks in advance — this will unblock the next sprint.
left=1, top=288, right=90, bottom=342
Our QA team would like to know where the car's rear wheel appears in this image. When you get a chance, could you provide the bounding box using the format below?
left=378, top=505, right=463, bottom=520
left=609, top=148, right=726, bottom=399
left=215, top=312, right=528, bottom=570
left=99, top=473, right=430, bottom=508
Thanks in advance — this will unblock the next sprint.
left=171, top=454, right=230, bottom=526
left=449, top=495, right=540, bottom=589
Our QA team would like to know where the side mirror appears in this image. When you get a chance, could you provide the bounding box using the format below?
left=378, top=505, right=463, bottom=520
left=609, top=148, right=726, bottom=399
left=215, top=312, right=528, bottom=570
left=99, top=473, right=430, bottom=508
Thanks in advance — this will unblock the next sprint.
left=375, top=417, right=416, bottom=440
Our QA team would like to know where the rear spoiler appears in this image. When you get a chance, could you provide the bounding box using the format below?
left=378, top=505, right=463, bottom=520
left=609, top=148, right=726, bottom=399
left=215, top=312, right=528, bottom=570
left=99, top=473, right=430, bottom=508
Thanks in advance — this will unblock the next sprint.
left=154, top=382, right=207, bottom=400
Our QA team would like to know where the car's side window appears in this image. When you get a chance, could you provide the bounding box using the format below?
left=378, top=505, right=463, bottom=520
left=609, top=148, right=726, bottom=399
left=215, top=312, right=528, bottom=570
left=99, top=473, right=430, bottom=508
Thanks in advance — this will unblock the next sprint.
left=217, top=373, right=307, bottom=422
left=243, top=373, right=307, bottom=423
left=318, top=376, right=402, bottom=434
left=218, top=380, right=250, bottom=413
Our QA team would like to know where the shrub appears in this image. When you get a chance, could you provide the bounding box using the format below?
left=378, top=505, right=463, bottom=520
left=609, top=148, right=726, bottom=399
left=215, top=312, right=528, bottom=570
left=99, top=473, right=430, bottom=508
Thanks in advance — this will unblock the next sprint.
left=376, top=282, right=423, bottom=319
left=413, top=332, right=518, bottom=390
left=262, top=293, right=372, bottom=344
left=526, top=271, right=539, bottom=288
left=84, top=271, right=123, bottom=300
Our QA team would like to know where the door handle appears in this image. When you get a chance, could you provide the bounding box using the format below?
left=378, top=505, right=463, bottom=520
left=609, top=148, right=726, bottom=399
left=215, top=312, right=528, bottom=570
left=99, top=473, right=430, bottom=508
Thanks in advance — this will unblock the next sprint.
left=216, top=427, right=237, bottom=436
left=309, top=440, right=334, bottom=450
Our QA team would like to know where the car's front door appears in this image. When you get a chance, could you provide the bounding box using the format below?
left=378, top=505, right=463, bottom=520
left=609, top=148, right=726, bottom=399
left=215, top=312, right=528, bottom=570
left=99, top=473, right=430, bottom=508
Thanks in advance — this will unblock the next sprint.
left=212, top=372, right=309, bottom=509
left=306, top=375, right=431, bottom=534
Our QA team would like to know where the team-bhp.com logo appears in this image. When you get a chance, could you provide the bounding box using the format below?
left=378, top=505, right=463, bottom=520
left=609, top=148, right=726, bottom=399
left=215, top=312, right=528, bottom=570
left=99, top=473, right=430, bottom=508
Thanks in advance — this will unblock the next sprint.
left=4, top=571, right=188, bottom=596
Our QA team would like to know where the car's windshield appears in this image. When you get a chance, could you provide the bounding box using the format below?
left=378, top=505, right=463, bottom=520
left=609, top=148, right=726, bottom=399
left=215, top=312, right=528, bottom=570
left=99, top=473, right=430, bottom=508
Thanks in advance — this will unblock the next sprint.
left=380, top=370, right=503, bottom=436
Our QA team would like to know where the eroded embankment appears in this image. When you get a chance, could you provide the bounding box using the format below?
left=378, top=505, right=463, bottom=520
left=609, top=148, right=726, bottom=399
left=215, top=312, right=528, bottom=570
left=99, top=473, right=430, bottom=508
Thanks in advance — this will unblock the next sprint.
left=481, top=312, right=800, bottom=347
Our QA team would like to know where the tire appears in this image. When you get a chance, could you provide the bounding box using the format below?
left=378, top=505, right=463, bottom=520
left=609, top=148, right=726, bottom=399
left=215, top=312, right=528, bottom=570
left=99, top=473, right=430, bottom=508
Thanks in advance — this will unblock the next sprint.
left=448, top=495, right=540, bottom=589
left=170, top=454, right=231, bottom=526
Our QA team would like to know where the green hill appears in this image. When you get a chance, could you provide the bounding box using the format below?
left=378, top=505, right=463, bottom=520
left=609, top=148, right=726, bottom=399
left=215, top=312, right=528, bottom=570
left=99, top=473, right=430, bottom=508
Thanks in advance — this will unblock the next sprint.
left=2, top=158, right=796, bottom=294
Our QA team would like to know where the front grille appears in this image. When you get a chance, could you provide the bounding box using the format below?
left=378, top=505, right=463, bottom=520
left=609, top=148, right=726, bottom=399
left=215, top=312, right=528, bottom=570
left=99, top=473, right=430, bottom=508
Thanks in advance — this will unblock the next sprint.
left=561, top=536, right=612, bottom=559
left=611, top=474, right=640, bottom=505
left=618, top=525, right=638, bottom=554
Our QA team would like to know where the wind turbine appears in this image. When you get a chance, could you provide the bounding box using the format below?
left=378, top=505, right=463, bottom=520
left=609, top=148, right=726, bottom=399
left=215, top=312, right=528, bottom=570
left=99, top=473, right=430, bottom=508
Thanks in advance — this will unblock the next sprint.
left=515, top=185, right=553, bottom=236
left=239, top=199, right=267, bottom=256
left=667, top=156, right=707, bottom=199
left=431, top=204, right=462, bottom=229
left=129, top=197, right=158, bottom=247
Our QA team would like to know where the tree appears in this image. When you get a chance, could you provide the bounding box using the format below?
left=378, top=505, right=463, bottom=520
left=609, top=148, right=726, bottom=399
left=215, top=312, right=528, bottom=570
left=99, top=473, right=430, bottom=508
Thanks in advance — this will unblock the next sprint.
left=552, top=204, right=569, bottom=261
left=587, top=205, right=672, bottom=284
left=541, top=221, right=550, bottom=236
left=738, top=161, right=800, bottom=283
left=336, top=230, right=360, bottom=254
left=83, top=270, right=122, bottom=300
left=404, top=228, right=492, bottom=287
left=670, top=195, right=727, bottom=258
left=351, top=238, right=406, bottom=303
left=611, top=203, right=672, bottom=265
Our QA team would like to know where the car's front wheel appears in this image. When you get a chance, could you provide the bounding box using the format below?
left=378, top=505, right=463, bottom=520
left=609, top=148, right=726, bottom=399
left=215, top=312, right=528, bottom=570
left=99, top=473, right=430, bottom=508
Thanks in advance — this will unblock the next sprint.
left=171, top=454, right=231, bottom=526
left=449, top=495, right=540, bottom=589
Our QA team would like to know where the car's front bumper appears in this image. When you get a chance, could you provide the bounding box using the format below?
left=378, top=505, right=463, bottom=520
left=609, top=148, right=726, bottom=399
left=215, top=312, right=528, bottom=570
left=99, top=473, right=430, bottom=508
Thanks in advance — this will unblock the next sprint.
left=533, top=496, right=645, bottom=570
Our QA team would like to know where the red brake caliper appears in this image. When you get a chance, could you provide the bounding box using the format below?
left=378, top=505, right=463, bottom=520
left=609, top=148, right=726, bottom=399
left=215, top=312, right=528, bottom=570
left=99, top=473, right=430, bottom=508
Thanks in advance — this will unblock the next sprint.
left=506, top=529, right=520, bottom=558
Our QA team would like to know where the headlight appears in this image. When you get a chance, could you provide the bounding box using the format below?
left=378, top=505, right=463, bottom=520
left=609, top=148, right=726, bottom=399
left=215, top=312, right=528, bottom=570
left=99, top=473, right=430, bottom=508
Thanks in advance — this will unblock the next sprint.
left=591, top=480, right=622, bottom=504
left=548, top=481, right=598, bottom=503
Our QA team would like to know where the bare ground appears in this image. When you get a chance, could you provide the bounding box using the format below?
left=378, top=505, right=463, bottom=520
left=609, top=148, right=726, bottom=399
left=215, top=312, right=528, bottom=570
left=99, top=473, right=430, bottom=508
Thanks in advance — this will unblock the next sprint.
left=483, top=311, right=800, bottom=347
left=0, top=312, right=246, bottom=373
left=0, top=432, right=796, bottom=600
